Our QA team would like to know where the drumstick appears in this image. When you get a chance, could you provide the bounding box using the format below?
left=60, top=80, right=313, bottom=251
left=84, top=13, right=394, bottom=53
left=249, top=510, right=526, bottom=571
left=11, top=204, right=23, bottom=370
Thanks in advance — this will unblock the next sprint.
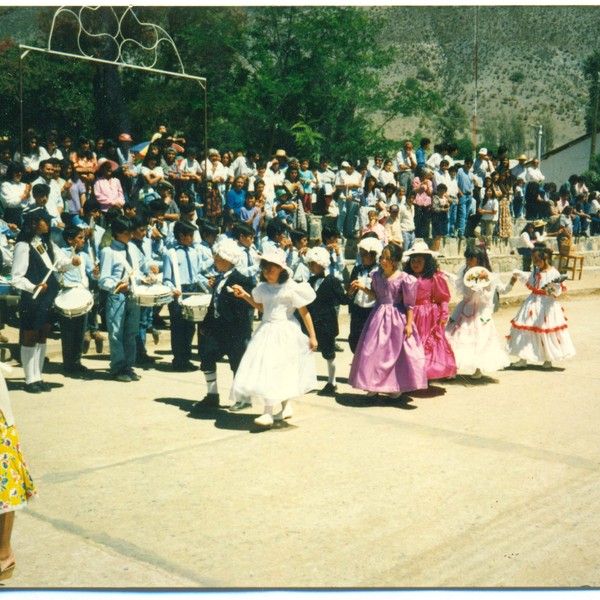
left=32, top=259, right=59, bottom=300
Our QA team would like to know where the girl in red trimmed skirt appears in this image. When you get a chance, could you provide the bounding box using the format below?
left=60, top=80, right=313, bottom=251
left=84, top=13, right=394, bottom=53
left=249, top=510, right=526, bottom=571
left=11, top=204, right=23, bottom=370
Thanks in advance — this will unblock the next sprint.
left=506, top=244, right=575, bottom=369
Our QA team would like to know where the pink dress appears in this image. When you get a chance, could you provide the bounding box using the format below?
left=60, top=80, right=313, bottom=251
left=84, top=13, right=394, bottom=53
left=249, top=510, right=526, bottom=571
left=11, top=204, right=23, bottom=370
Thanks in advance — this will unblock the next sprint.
left=413, top=272, right=457, bottom=380
left=349, top=271, right=428, bottom=394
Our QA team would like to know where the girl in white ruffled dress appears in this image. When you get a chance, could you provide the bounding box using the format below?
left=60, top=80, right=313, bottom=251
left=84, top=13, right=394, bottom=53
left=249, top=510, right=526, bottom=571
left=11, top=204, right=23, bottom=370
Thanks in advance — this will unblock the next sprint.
left=506, top=244, right=575, bottom=369
left=446, top=244, right=511, bottom=378
left=230, top=248, right=318, bottom=427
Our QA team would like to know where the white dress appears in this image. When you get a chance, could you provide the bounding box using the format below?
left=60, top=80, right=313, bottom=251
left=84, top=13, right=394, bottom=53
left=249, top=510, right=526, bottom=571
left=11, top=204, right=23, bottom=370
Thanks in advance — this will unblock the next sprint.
left=506, top=267, right=575, bottom=363
left=230, top=280, right=317, bottom=406
left=446, top=266, right=511, bottom=373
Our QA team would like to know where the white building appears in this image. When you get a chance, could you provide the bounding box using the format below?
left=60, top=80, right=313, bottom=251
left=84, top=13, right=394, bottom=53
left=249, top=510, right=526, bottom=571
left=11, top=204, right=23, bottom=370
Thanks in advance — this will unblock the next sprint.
left=541, top=132, right=600, bottom=186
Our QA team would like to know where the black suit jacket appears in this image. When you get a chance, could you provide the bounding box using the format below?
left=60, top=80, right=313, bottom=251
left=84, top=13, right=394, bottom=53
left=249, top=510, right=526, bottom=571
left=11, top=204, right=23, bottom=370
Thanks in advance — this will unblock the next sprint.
left=201, top=269, right=255, bottom=341
left=306, top=275, right=348, bottom=337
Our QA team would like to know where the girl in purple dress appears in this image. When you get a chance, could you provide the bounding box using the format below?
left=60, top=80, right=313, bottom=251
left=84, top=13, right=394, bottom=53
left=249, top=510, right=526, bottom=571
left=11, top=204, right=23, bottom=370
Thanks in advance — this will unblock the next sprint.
left=348, top=243, right=427, bottom=398
left=403, top=241, right=457, bottom=381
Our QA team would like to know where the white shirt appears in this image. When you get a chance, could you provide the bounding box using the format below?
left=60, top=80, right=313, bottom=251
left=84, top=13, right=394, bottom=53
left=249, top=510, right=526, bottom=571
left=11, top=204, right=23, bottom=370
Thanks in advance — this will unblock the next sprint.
left=378, top=170, right=396, bottom=188
left=433, top=169, right=452, bottom=194
left=395, top=150, right=416, bottom=173
left=526, top=166, right=545, bottom=184
left=426, top=152, right=443, bottom=170
left=11, top=237, right=74, bottom=293
left=398, top=202, right=415, bottom=232
left=0, top=180, right=28, bottom=209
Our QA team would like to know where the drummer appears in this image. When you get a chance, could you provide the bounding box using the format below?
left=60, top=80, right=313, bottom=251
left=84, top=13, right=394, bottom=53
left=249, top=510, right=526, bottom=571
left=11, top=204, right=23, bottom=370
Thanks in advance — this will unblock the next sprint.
left=162, top=220, right=206, bottom=372
left=80, top=199, right=107, bottom=355
left=99, top=216, right=144, bottom=383
left=130, top=215, right=162, bottom=366
left=58, top=225, right=98, bottom=377
left=11, top=208, right=81, bottom=393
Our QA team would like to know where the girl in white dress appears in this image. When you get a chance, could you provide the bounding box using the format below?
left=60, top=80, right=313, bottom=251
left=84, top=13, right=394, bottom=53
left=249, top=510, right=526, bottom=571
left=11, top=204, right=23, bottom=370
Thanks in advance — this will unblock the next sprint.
left=507, top=244, right=575, bottom=369
left=230, top=248, right=318, bottom=427
left=446, top=244, right=511, bottom=378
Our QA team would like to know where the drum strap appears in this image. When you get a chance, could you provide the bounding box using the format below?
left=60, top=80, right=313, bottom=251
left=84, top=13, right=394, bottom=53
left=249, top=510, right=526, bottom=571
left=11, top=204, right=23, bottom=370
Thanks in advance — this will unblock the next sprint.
left=168, top=248, right=182, bottom=292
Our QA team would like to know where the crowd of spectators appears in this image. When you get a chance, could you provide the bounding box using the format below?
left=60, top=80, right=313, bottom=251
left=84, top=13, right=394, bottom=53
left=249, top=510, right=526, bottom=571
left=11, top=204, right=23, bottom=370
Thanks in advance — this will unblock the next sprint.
left=1, top=129, right=599, bottom=262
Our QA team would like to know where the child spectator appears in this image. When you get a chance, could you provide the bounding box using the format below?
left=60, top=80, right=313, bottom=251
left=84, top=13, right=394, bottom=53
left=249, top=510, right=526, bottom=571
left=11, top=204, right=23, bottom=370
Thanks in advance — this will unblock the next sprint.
left=287, top=229, right=310, bottom=282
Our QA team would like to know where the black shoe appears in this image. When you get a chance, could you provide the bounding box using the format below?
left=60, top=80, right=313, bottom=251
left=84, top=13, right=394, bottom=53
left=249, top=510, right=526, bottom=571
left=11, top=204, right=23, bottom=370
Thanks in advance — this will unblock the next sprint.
left=172, top=361, right=199, bottom=372
left=38, top=381, right=51, bottom=392
left=318, top=382, right=338, bottom=396
left=136, top=353, right=157, bottom=366
left=112, top=372, right=132, bottom=383
left=64, top=364, right=90, bottom=377
left=192, top=394, right=220, bottom=410
left=126, top=369, right=141, bottom=381
left=65, top=363, right=89, bottom=372
left=24, top=382, right=42, bottom=394
left=334, top=343, right=343, bottom=352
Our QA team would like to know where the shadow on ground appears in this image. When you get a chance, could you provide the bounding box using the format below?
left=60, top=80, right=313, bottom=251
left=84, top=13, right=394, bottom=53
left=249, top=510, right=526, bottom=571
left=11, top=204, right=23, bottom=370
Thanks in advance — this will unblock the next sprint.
left=335, top=392, right=417, bottom=410
left=155, top=397, right=297, bottom=434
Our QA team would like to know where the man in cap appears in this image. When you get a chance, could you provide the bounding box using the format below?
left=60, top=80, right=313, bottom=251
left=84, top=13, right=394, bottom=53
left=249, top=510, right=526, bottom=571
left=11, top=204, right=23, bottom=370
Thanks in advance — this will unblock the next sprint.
left=511, top=153, right=528, bottom=183
left=473, top=147, right=493, bottom=187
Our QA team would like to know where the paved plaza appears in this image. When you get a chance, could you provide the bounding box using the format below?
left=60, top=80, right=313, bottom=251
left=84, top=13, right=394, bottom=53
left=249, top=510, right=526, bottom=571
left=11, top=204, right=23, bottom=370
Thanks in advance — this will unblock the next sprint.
left=2, top=272, right=600, bottom=589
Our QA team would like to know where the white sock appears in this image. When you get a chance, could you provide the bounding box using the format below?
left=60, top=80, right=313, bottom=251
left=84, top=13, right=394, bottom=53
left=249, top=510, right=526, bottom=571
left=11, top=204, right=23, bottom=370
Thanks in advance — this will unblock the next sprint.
left=327, top=358, right=336, bottom=385
left=36, top=343, right=47, bottom=382
left=204, top=370, right=218, bottom=395
left=21, top=346, right=37, bottom=385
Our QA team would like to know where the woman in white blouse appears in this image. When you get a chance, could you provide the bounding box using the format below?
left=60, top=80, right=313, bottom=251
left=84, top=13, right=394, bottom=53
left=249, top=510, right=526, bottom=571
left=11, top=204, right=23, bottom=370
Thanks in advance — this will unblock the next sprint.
left=0, top=162, right=31, bottom=225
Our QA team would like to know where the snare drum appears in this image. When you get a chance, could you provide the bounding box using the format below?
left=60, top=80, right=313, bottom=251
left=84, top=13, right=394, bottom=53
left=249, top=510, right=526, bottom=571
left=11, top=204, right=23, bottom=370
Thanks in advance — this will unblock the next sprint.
left=134, top=283, right=173, bottom=307
left=181, top=294, right=211, bottom=322
left=54, top=287, right=94, bottom=318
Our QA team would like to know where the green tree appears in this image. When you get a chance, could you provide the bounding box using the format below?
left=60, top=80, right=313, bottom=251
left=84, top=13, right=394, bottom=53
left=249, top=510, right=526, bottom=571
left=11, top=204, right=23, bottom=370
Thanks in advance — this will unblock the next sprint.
left=237, top=6, right=396, bottom=160
left=433, top=100, right=469, bottom=142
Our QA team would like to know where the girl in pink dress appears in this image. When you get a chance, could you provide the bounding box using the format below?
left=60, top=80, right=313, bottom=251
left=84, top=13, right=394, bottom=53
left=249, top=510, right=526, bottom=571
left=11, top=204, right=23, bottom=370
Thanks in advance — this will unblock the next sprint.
left=348, top=243, right=427, bottom=398
left=403, top=241, right=457, bottom=380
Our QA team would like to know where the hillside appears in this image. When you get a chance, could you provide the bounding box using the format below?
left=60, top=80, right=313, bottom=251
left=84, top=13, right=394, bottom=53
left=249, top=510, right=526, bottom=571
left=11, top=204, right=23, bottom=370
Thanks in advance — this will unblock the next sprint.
left=377, top=5, right=598, bottom=149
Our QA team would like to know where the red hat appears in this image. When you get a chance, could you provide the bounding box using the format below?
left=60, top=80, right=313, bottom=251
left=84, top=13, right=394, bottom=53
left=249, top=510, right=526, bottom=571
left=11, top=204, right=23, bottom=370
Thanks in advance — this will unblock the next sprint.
left=118, top=133, right=133, bottom=142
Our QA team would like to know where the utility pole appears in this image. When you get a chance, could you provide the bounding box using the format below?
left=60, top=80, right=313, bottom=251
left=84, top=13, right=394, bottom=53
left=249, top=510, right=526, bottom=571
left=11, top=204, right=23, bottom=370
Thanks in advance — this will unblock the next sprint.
left=536, top=123, right=543, bottom=163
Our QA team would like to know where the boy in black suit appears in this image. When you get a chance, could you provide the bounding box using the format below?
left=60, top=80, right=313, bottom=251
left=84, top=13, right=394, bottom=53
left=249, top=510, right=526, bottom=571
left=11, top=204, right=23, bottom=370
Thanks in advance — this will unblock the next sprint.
left=304, top=246, right=348, bottom=396
left=195, top=237, right=255, bottom=409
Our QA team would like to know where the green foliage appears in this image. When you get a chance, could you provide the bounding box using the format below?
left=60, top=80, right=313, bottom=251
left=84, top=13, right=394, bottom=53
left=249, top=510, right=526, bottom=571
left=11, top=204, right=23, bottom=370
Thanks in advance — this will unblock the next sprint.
left=454, top=138, right=474, bottom=160
left=509, top=70, right=525, bottom=85
left=433, top=100, right=469, bottom=142
left=416, top=67, right=435, bottom=82
left=290, top=118, right=324, bottom=160
left=582, top=153, right=600, bottom=191
left=583, top=50, right=600, bottom=134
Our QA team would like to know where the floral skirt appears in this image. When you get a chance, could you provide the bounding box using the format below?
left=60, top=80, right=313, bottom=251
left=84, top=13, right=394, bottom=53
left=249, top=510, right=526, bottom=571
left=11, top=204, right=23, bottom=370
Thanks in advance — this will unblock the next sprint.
left=0, top=412, right=37, bottom=513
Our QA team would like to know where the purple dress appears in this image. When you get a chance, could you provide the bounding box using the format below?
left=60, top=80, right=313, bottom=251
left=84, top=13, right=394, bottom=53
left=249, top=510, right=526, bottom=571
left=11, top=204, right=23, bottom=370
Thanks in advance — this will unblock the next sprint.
left=349, top=271, right=428, bottom=394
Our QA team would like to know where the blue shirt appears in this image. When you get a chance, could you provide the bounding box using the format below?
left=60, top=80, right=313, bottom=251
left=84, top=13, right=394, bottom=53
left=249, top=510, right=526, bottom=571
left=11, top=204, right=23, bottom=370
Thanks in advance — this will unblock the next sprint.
left=60, top=248, right=95, bottom=288
left=99, top=240, right=142, bottom=293
left=227, top=188, right=246, bottom=215
left=416, top=148, right=427, bottom=170
left=456, top=168, right=474, bottom=196
left=162, top=245, right=208, bottom=290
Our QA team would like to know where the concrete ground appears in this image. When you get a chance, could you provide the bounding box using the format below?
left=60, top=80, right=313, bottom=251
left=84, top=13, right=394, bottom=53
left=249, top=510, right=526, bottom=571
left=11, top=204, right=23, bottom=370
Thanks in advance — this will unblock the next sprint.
left=2, top=269, right=600, bottom=589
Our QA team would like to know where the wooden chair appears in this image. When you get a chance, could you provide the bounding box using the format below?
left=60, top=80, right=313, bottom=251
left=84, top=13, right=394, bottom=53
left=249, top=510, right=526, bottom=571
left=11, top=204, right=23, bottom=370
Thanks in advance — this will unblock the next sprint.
left=558, top=253, right=584, bottom=280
